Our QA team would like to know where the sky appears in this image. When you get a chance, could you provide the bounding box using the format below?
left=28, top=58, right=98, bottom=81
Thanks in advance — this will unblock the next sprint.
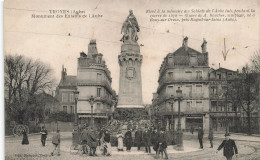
left=4, top=0, right=260, bottom=104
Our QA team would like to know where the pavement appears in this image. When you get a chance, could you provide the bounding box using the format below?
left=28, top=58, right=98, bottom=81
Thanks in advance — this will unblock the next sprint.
left=5, top=132, right=260, bottom=160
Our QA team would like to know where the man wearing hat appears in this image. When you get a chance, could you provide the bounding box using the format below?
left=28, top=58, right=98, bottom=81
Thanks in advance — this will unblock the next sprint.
left=125, top=128, right=133, bottom=151
left=143, top=126, right=151, bottom=153
left=151, top=128, right=159, bottom=156
left=135, top=127, right=143, bottom=151
left=158, top=128, right=168, bottom=159
left=216, top=133, right=238, bottom=160
left=80, top=128, right=88, bottom=155
left=198, top=126, right=204, bottom=149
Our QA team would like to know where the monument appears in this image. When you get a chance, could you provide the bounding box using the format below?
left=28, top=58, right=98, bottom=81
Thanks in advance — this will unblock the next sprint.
left=117, top=10, right=144, bottom=109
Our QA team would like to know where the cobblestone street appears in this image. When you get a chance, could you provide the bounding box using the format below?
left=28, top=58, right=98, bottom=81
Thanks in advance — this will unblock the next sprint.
left=5, top=132, right=260, bottom=160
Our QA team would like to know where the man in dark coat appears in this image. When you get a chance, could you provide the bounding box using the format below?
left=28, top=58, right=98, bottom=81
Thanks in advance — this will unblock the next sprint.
left=80, top=128, right=88, bottom=154
left=40, top=126, right=48, bottom=146
left=198, top=127, right=204, bottom=149
left=87, top=127, right=98, bottom=156
left=151, top=128, right=159, bottom=156
left=124, top=128, right=132, bottom=151
left=216, top=133, right=238, bottom=160
left=158, top=128, right=168, bottom=159
left=208, top=128, right=214, bottom=148
left=135, top=127, right=143, bottom=151
left=143, top=126, right=151, bottom=153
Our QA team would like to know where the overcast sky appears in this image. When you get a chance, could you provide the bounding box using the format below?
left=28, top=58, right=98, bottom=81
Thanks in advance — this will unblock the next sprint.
left=4, top=0, right=260, bottom=104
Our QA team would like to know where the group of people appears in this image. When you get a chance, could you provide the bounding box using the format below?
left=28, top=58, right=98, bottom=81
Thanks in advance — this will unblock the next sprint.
left=122, top=126, right=169, bottom=159
left=19, top=125, right=239, bottom=160
left=196, top=127, right=238, bottom=160
left=79, top=126, right=112, bottom=157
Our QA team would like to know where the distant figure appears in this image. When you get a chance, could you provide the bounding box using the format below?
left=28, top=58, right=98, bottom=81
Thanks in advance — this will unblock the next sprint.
left=80, top=128, right=89, bottom=155
left=143, top=126, right=151, bottom=153
left=191, top=126, right=194, bottom=135
left=135, top=127, right=143, bottom=151
left=208, top=129, right=214, bottom=148
left=216, top=133, right=238, bottom=160
left=117, top=131, right=124, bottom=151
left=198, top=127, right=204, bottom=149
left=124, top=128, right=132, bottom=151
left=99, top=127, right=105, bottom=153
left=21, top=129, right=29, bottom=145
left=51, top=129, right=60, bottom=156
left=151, top=128, right=159, bottom=156
left=158, top=128, right=168, bottom=159
left=40, top=126, right=48, bottom=146
left=103, top=130, right=112, bottom=156
left=87, top=127, right=98, bottom=156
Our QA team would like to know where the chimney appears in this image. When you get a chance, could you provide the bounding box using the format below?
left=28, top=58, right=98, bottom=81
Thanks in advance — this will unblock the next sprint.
left=182, top=36, right=188, bottom=51
left=201, top=38, right=207, bottom=53
left=88, top=39, right=98, bottom=58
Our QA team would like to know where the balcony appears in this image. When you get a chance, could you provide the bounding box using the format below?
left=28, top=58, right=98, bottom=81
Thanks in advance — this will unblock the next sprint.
left=77, top=79, right=113, bottom=93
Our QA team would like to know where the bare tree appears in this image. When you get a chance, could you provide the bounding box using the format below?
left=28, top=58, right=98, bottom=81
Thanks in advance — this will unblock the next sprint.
left=250, top=50, right=260, bottom=72
left=4, top=54, right=55, bottom=124
left=228, top=66, right=259, bottom=134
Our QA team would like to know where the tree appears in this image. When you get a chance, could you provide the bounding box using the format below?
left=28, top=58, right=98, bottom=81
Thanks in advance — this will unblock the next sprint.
left=229, top=66, right=259, bottom=134
left=250, top=50, right=260, bottom=72
left=4, top=54, right=55, bottom=124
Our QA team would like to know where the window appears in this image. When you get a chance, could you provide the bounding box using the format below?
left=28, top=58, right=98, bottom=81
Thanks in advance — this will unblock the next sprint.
left=196, top=101, right=202, bottom=107
left=62, top=93, right=68, bottom=102
left=196, top=71, right=202, bottom=80
left=168, top=56, right=173, bottom=64
left=196, top=85, right=202, bottom=93
left=185, top=71, right=192, bottom=79
left=63, top=106, right=67, bottom=112
left=187, top=101, right=191, bottom=110
left=168, top=72, right=173, bottom=80
left=211, top=86, right=217, bottom=95
left=96, top=103, right=101, bottom=112
left=98, top=57, right=102, bottom=64
left=97, top=88, right=101, bottom=97
left=70, top=94, right=74, bottom=102
left=217, top=74, right=221, bottom=79
left=186, top=85, right=192, bottom=96
left=70, top=106, right=74, bottom=113
left=167, top=85, right=174, bottom=95
left=97, top=73, right=102, bottom=81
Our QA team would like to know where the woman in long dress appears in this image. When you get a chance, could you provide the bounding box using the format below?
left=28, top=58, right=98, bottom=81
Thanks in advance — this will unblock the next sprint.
left=21, top=129, right=29, bottom=145
left=117, top=131, right=124, bottom=151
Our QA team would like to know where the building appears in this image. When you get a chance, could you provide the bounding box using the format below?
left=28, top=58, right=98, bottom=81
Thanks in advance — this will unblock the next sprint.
left=208, top=67, right=239, bottom=132
left=152, top=37, right=210, bottom=133
left=55, top=66, right=77, bottom=114
left=77, top=39, right=115, bottom=127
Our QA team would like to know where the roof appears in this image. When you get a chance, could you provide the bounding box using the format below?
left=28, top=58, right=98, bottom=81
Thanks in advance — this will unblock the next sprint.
left=211, top=67, right=236, bottom=73
left=169, top=46, right=202, bottom=56
left=59, top=75, right=77, bottom=86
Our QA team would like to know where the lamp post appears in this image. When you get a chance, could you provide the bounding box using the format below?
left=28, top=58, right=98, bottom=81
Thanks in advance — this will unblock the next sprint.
left=169, top=95, right=175, bottom=145
left=72, top=90, right=79, bottom=145
left=73, top=91, right=79, bottom=129
left=89, top=96, right=95, bottom=126
left=176, top=87, right=184, bottom=150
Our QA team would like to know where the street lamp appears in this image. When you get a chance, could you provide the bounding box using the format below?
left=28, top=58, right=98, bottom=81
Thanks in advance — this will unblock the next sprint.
left=73, top=90, right=79, bottom=130
left=169, top=95, right=176, bottom=145
left=72, top=90, right=80, bottom=145
left=89, top=96, right=95, bottom=126
left=176, top=87, right=184, bottom=151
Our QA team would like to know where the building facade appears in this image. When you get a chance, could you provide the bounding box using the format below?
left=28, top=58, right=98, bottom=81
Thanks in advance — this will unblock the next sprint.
left=55, top=66, right=77, bottom=114
left=152, top=37, right=210, bottom=133
left=77, top=39, right=115, bottom=127
left=208, top=67, right=239, bottom=132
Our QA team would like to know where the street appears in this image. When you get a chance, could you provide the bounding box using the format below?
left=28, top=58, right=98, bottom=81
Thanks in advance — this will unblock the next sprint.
left=5, top=132, right=260, bottom=160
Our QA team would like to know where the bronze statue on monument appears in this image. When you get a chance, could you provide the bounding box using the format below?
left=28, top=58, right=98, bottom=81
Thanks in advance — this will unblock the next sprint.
left=121, top=10, right=140, bottom=43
